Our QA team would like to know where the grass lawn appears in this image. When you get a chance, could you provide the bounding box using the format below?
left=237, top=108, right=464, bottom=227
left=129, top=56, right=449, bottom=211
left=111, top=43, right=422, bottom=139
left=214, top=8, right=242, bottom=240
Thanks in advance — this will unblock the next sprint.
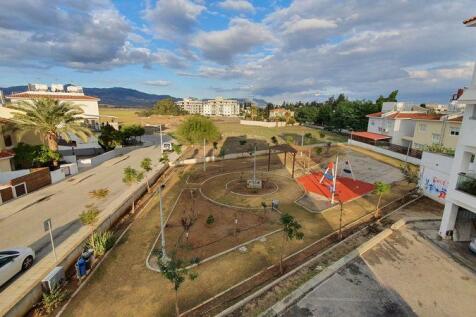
left=62, top=146, right=414, bottom=317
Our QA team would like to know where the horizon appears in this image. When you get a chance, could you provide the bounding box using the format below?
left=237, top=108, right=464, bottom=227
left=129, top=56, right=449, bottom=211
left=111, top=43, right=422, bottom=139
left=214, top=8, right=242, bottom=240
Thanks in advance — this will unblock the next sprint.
left=0, top=1, right=475, bottom=104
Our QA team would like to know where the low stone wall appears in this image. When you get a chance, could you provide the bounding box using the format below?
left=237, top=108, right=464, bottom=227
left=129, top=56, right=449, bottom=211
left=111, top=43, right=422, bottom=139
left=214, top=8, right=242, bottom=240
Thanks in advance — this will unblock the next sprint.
left=348, top=139, right=421, bottom=165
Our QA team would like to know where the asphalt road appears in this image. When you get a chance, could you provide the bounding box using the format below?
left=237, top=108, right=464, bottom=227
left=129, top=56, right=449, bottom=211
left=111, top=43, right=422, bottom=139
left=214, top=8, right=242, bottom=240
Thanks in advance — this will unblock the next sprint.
left=0, top=137, right=172, bottom=261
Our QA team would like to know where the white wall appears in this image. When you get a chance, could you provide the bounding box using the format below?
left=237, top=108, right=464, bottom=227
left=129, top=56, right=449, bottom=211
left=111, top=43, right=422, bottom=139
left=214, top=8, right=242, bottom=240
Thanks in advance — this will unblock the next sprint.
left=392, top=120, right=416, bottom=147
left=50, top=169, right=66, bottom=184
left=0, top=169, right=30, bottom=184
left=240, top=120, right=286, bottom=127
left=419, top=152, right=453, bottom=204
left=348, top=139, right=421, bottom=165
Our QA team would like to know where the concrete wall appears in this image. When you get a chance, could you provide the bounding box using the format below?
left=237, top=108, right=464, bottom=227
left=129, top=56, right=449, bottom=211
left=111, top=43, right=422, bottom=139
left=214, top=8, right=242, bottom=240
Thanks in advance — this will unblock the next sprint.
left=419, top=152, right=453, bottom=204
left=348, top=139, right=421, bottom=165
left=0, top=169, right=30, bottom=184
left=240, top=120, right=286, bottom=128
left=50, top=169, right=66, bottom=184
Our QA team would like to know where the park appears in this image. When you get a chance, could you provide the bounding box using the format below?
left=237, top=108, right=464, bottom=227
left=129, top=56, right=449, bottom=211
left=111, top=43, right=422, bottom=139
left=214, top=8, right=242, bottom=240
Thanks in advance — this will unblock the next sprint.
left=59, top=116, right=415, bottom=317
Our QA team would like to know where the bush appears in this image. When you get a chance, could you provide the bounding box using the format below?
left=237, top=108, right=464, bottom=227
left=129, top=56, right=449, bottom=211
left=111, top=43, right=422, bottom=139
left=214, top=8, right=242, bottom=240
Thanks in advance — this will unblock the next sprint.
left=13, top=143, right=61, bottom=169
left=206, top=214, right=215, bottom=225
left=190, top=256, right=201, bottom=265
left=87, top=231, right=115, bottom=257
left=79, top=206, right=100, bottom=225
left=315, top=147, right=323, bottom=155
left=41, top=284, right=69, bottom=314
left=89, top=188, right=110, bottom=199
left=319, top=131, right=325, bottom=138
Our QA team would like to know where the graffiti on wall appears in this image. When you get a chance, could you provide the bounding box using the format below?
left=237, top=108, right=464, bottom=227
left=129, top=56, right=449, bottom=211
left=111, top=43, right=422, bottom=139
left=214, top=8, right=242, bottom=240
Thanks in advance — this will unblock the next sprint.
left=424, top=176, right=448, bottom=200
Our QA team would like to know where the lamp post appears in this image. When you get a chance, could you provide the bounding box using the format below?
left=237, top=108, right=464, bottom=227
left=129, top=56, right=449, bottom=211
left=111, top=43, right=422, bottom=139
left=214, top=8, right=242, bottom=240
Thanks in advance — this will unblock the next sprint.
left=158, top=184, right=168, bottom=261
left=159, top=124, right=163, bottom=155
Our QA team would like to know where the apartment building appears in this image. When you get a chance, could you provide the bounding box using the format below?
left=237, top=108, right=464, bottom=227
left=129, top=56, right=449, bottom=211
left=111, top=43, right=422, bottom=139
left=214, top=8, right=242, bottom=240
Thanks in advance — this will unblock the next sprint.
left=439, top=16, right=476, bottom=242
left=177, top=97, right=240, bottom=116
left=412, top=114, right=463, bottom=150
left=176, top=97, right=203, bottom=114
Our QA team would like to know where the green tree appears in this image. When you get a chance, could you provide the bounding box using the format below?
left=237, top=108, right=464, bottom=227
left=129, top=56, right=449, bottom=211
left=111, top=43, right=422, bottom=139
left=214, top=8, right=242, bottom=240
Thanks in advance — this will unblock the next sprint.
left=271, top=136, right=278, bottom=145
left=279, top=213, right=304, bottom=274
left=158, top=257, right=198, bottom=317
left=98, top=123, right=121, bottom=151
left=176, top=115, right=220, bottom=144
left=13, top=143, right=61, bottom=169
left=376, top=90, right=399, bottom=108
left=120, top=124, right=145, bottom=145
left=122, top=166, right=144, bottom=212
left=141, top=157, right=153, bottom=192
left=153, top=98, right=185, bottom=115
left=373, top=182, right=390, bottom=218
left=172, top=143, right=182, bottom=155
left=10, top=98, right=92, bottom=166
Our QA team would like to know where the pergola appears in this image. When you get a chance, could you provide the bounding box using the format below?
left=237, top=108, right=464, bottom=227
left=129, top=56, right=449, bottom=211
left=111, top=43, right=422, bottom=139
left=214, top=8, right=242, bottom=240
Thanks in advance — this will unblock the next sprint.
left=268, top=144, right=298, bottom=177
left=350, top=131, right=391, bottom=145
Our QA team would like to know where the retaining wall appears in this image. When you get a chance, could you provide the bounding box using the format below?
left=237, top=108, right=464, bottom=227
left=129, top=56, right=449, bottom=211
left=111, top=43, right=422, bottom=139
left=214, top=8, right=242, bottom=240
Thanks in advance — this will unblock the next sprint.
left=240, top=120, right=286, bottom=128
left=173, top=149, right=270, bottom=166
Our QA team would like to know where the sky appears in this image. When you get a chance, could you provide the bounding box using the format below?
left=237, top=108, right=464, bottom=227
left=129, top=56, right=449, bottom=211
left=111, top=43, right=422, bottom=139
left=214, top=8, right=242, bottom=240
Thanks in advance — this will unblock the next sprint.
left=0, top=0, right=475, bottom=104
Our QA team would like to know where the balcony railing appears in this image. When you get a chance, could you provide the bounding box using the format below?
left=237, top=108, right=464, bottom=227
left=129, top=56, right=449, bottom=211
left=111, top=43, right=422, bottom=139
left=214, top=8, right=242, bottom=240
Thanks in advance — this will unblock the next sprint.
left=456, top=173, right=476, bottom=196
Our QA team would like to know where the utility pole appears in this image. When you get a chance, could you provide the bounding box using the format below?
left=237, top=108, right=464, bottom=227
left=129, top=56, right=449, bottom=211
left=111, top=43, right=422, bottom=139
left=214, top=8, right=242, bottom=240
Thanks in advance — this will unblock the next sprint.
left=203, top=138, right=206, bottom=171
left=301, top=134, right=304, bottom=157
left=253, top=144, right=257, bottom=183
left=158, top=184, right=168, bottom=261
left=159, top=124, right=163, bottom=155
left=43, top=219, right=57, bottom=262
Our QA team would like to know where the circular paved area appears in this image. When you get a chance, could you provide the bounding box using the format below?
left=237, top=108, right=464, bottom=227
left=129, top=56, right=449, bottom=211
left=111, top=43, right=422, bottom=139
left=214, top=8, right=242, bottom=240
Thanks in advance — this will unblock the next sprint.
left=201, top=171, right=304, bottom=209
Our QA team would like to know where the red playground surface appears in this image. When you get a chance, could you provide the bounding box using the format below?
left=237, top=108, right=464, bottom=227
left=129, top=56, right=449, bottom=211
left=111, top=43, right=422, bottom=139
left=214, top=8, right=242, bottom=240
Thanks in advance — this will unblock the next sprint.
left=297, top=172, right=374, bottom=203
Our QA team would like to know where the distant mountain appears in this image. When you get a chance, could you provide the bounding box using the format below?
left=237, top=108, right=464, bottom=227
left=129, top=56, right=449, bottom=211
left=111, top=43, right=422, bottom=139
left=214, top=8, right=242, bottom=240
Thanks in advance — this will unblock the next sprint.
left=83, top=87, right=175, bottom=108
left=0, top=85, right=176, bottom=108
left=235, top=98, right=269, bottom=107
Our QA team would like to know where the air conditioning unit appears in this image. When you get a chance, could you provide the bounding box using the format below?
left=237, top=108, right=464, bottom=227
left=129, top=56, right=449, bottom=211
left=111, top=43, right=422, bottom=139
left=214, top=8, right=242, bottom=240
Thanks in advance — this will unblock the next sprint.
left=41, top=266, right=65, bottom=292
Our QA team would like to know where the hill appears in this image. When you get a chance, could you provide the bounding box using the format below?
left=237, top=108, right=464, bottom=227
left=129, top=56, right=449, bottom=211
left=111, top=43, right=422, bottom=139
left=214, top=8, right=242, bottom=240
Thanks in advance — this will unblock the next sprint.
left=0, top=85, right=175, bottom=108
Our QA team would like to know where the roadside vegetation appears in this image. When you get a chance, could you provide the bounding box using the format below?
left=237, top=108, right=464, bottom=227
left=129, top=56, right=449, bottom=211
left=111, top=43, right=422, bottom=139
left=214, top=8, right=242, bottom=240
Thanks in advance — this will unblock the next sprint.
left=176, top=115, right=221, bottom=144
left=138, top=98, right=186, bottom=117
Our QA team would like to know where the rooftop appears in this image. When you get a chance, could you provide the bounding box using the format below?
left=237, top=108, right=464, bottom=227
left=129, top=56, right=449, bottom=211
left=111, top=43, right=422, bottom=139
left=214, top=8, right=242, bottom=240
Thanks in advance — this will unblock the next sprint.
left=8, top=92, right=99, bottom=101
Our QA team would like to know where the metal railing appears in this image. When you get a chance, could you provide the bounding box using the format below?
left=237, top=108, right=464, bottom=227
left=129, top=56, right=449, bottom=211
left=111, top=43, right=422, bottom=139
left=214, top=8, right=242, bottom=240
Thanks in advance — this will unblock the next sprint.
left=350, top=135, right=423, bottom=159
left=456, top=173, right=476, bottom=196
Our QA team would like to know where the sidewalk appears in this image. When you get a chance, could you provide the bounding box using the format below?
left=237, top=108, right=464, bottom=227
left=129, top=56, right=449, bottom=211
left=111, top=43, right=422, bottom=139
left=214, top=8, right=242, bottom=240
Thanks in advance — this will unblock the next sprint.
left=0, top=144, right=177, bottom=317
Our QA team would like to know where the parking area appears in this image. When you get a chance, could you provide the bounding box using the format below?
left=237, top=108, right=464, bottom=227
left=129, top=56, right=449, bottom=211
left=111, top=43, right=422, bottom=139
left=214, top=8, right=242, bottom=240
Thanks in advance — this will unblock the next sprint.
left=283, top=223, right=476, bottom=317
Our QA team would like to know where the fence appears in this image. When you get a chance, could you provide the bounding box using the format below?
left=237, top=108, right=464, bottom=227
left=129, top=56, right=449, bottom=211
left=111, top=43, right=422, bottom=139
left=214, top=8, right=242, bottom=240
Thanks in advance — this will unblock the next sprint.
left=350, top=135, right=422, bottom=159
left=348, top=139, right=421, bottom=165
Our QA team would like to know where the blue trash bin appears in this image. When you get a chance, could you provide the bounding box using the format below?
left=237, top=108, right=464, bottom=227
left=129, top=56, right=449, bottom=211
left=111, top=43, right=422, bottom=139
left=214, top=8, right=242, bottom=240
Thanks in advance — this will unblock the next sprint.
left=76, top=257, right=87, bottom=278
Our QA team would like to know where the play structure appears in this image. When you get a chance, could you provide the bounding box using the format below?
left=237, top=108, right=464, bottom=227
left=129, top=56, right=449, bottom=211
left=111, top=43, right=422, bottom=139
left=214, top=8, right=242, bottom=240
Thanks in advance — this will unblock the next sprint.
left=298, top=155, right=374, bottom=204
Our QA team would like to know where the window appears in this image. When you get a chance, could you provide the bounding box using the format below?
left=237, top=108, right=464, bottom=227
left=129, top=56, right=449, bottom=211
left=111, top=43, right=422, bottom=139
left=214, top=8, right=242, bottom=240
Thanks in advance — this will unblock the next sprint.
left=3, top=134, right=13, bottom=147
left=419, top=124, right=427, bottom=132
left=432, top=133, right=441, bottom=144
left=450, top=127, right=460, bottom=136
left=370, top=120, right=375, bottom=126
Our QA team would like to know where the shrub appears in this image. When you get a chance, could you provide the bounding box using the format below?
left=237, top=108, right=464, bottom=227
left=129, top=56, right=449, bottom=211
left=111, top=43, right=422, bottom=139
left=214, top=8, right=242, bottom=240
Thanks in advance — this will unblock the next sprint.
left=206, top=214, right=215, bottom=225
left=315, top=147, right=323, bottom=155
left=319, top=131, right=325, bottom=138
left=87, top=231, right=115, bottom=257
left=79, top=206, right=100, bottom=225
left=191, top=257, right=201, bottom=265
left=89, top=188, right=110, bottom=199
left=41, top=284, right=69, bottom=314
left=239, top=140, right=247, bottom=146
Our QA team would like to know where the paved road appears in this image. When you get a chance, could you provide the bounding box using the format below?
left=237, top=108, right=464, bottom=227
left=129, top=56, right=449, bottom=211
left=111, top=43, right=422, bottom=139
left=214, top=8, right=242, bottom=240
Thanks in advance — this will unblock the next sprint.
left=0, top=140, right=172, bottom=260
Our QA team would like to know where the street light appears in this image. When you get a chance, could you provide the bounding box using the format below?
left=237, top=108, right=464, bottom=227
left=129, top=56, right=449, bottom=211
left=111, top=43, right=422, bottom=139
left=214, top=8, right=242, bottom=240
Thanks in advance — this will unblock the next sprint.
left=157, top=183, right=168, bottom=261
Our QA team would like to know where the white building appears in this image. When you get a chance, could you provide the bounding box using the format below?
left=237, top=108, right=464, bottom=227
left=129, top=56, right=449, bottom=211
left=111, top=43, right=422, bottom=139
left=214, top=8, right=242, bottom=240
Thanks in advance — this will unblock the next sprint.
left=205, top=97, right=240, bottom=116
left=439, top=16, right=476, bottom=242
left=176, top=97, right=203, bottom=114
left=7, top=84, right=103, bottom=154
left=177, top=97, right=240, bottom=116
left=8, top=83, right=100, bottom=130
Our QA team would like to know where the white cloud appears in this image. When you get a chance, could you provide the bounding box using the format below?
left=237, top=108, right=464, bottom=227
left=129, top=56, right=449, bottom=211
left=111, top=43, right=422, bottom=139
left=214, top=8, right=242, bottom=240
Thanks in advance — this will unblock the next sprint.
left=282, top=18, right=337, bottom=34
left=143, top=0, right=205, bottom=41
left=192, top=18, right=275, bottom=64
left=144, top=80, right=171, bottom=86
left=218, top=0, right=255, bottom=13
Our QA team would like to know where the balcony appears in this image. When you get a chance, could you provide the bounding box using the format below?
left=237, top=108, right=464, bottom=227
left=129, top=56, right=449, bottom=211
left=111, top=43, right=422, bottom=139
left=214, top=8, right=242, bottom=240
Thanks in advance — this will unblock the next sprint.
left=456, top=173, right=476, bottom=196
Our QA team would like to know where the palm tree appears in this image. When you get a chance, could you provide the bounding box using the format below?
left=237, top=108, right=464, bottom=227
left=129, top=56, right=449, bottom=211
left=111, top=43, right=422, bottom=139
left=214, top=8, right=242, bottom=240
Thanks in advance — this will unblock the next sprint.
left=10, top=98, right=92, bottom=166
left=279, top=213, right=304, bottom=274
left=373, top=182, right=390, bottom=218
left=122, top=166, right=144, bottom=212
left=141, top=157, right=153, bottom=192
